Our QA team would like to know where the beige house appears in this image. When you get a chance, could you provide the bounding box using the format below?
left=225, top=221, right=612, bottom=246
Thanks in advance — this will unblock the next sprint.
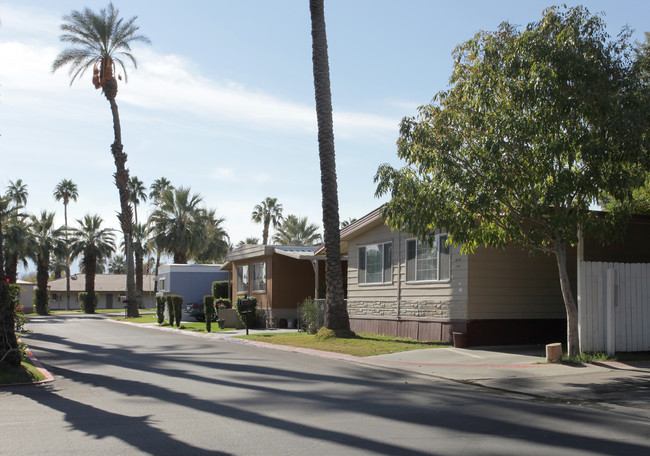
left=16, top=280, right=38, bottom=313
left=48, top=274, right=156, bottom=310
left=338, top=207, right=572, bottom=346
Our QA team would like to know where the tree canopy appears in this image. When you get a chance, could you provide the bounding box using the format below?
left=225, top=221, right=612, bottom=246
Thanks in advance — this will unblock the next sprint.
left=375, top=5, right=650, bottom=355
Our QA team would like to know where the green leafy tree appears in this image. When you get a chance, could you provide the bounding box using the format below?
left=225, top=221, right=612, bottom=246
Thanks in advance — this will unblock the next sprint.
left=273, top=215, right=322, bottom=246
left=309, top=0, right=351, bottom=336
left=28, top=211, right=65, bottom=315
left=149, top=187, right=206, bottom=264
left=375, top=6, right=650, bottom=356
left=69, top=215, right=116, bottom=313
left=52, top=3, right=150, bottom=318
left=128, top=176, right=147, bottom=225
left=251, top=197, right=283, bottom=245
left=53, top=178, right=78, bottom=310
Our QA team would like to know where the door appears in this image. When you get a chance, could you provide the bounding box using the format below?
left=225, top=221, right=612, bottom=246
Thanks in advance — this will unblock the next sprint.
left=106, top=293, right=113, bottom=309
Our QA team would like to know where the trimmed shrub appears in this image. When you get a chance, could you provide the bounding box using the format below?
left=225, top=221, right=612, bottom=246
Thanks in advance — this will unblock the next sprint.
left=236, top=296, right=257, bottom=328
left=215, top=298, right=232, bottom=309
left=172, top=295, right=183, bottom=328
left=165, top=296, right=175, bottom=327
left=204, top=295, right=215, bottom=332
left=155, top=296, right=166, bottom=324
left=212, top=281, right=230, bottom=300
left=78, top=292, right=99, bottom=313
left=33, top=287, right=50, bottom=315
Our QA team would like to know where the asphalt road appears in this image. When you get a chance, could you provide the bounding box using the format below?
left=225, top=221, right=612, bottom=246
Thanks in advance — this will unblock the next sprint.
left=2, top=315, right=649, bottom=455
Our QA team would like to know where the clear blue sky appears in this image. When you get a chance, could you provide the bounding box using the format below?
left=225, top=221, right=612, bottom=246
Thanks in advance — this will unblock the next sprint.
left=1, top=1, right=649, bottom=275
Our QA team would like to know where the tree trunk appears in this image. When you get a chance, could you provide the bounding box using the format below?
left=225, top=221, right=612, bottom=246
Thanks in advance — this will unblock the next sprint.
left=84, top=256, right=97, bottom=314
left=6, top=254, right=18, bottom=284
left=553, top=242, right=579, bottom=356
left=104, top=77, right=138, bottom=318
left=35, top=256, right=50, bottom=315
left=64, top=201, right=71, bottom=311
left=262, top=221, right=269, bottom=246
left=310, top=0, right=351, bottom=336
left=135, top=251, right=143, bottom=308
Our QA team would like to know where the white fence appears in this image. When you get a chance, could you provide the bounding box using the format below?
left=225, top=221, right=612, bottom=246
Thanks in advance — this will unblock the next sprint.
left=578, top=262, right=650, bottom=353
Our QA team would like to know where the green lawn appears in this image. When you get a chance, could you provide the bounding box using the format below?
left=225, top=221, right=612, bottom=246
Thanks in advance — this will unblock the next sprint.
left=237, top=332, right=450, bottom=357
left=0, top=356, right=47, bottom=385
left=113, top=314, right=234, bottom=333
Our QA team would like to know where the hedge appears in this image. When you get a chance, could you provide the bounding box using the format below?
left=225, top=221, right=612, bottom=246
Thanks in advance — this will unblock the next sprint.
left=78, top=292, right=99, bottom=313
left=155, top=296, right=166, bottom=324
left=212, top=281, right=230, bottom=301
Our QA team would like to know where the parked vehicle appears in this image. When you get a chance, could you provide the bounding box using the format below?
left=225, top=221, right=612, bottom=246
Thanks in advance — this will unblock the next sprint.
left=184, top=302, right=217, bottom=322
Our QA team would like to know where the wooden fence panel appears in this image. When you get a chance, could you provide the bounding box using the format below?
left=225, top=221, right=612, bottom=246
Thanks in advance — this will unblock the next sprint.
left=579, top=261, right=650, bottom=352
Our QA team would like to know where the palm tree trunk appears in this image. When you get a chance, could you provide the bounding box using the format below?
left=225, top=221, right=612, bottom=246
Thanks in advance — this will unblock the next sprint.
left=84, top=256, right=97, bottom=314
left=36, top=256, right=50, bottom=315
left=64, top=201, right=71, bottom=311
left=104, top=77, right=138, bottom=318
left=310, top=0, right=351, bottom=336
left=135, top=251, right=143, bottom=308
left=6, top=254, right=18, bottom=284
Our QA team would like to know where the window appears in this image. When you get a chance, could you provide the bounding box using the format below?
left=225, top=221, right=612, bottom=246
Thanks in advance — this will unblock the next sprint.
left=358, top=242, right=392, bottom=284
left=158, top=278, right=165, bottom=292
left=237, top=265, right=249, bottom=293
left=252, top=262, right=266, bottom=292
left=406, top=235, right=450, bottom=282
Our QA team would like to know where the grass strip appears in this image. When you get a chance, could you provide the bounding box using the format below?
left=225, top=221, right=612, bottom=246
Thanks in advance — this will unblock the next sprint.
left=236, top=332, right=449, bottom=357
left=0, top=356, right=47, bottom=385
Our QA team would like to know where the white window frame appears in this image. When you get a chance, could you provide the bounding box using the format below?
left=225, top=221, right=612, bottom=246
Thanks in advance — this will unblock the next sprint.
left=358, top=241, right=392, bottom=285
left=252, top=262, right=266, bottom=292
left=237, top=265, right=249, bottom=294
left=406, top=234, right=450, bottom=283
left=158, top=278, right=165, bottom=292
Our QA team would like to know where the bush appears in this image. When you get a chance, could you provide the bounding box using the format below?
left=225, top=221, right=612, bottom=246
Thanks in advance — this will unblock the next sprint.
left=236, top=296, right=257, bottom=328
left=165, top=296, right=175, bottom=327
left=172, top=295, right=183, bottom=328
left=32, top=287, right=49, bottom=315
left=215, top=298, right=232, bottom=309
left=78, top=292, right=99, bottom=313
left=155, top=296, right=166, bottom=324
left=299, top=298, right=324, bottom=333
left=9, top=284, right=26, bottom=334
left=212, top=281, right=230, bottom=300
left=204, top=295, right=215, bottom=332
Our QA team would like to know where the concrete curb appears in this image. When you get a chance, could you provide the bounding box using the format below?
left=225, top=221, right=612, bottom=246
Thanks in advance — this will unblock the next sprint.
left=1, top=343, right=55, bottom=387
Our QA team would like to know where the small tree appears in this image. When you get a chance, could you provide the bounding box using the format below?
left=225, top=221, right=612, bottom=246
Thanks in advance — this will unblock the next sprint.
left=165, top=295, right=175, bottom=327
left=212, top=280, right=230, bottom=300
left=172, top=295, right=183, bottom=328
left=204, top=295, right=215, bottom=332
left=155, top=295, right=165, bottom=324
left=375, top=6, right=650, bottom=356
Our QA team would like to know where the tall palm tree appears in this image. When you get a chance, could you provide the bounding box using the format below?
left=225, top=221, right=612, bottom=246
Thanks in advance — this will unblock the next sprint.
left=148, top=177, right=174, bottom=292
left=310, top=0, right=351, bottom=335
left=129, top=223, right=151, bottom=301
left=0, top=195, right=21, bottom=367
left=251, top=197, right=283, bottom=245
left=272, top=215, right=322, bottom=246
left=2, top=184, right=29, bottom=284
left=128, top=176, right=147, bottom=225
left=50, top=252, right=66, bottom=279
left=149, top=187, right=206, bottom=264
left=69, top=214, right=115, bottom=313
left=53, top=178, right=78, bottom=310
left=28, top=211, right=65, bottom=315
left=193, top=209, right=230, bottom=263
left=52, top=3, right=150, bottom=318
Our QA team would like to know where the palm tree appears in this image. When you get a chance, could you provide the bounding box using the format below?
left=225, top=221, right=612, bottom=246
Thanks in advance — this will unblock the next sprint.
left=193, top=209, right=230, bottom=263
left=28, top=211, right=65, bottom=315
left=129, top=223, right=151, bottom=301
left=107, top=254, right=126, bottom=274
left=6, top=179, right=28, bottom=212
left=148, top=177, right=174, bottom=292
left=69, top=215, right=115, bottom=313
left=50, top=252, right=67, bottom=279
left=251, top=197, right=283, bottom=245
left=2, top=202, right=29, bottom=284
left=0, top=194, right=21, bottom=367
left=273, top=215, right=322, bottom=246
left=128, top=176, right=147, bottom=225
left=149, top=187, right=206, bottom=264
left=52, top=3, right=150, bottom=318
left=340, top=217, right=357, bottom=229
left=237, top=237, right=260, bottom=247
left=310, top=0, right=351, bottom=335
left=149, top=177, right=174, bottom=204
left=53, top=178, right=78, bottom=310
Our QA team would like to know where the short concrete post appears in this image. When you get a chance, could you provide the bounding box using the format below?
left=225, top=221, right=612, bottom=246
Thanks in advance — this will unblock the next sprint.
left=546, top=343, right=562, bottom=362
